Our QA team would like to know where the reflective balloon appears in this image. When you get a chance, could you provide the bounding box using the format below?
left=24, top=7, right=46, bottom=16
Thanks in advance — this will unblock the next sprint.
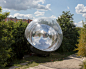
left=25, top=17, right=63, bottom=52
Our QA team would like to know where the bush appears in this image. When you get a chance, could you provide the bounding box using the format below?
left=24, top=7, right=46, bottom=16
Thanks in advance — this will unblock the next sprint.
left=0, top=21, right=14, bottom=67
left=75, top=27, right=86, bottom=57
left=11, top=20, right=29, bottom=59
left=0, top=20, right=31, bottom=67
left=81, top=61, right=86, bottom=69
left=0, top=6, right=31, bottom=67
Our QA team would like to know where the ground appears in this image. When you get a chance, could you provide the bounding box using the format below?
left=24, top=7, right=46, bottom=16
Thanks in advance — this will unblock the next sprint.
left=9, top=54, right=83, bottom=69
left=27, top=54, right=83, bottom=69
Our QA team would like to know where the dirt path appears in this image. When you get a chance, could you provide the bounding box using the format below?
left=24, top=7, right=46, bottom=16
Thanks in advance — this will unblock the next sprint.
left=27, top=54, right=83, bottom=69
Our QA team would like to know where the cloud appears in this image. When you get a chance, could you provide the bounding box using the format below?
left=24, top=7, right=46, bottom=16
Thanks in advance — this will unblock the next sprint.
left=67, top=6, right=69, bottom=9
left=75, top=4, right=86, bottom=17
left=50, top=15, right=57, bottom=19
left=2, top=8, right=10, bottom=12
left=37, top=15, right=57, bottom=19
left=4, top=0, right=6, bottom=3
left=74, top=21, right=83, bottom=27
left=8, top=13, right=34, bottom=19
left=82, top=14, right=86, bottom=17
left=0, top=0, right=51, bottom=11
left=34, top=11, right=45, bottom=16
left=37, top=4, right=51, bottom=11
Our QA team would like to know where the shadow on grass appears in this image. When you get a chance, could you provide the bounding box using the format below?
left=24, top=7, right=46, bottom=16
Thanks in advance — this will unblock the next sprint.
left=13, top=51, right=75, bottom=64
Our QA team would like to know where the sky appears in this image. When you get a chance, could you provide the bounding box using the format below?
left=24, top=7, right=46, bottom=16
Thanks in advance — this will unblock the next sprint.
left=0, top=0, right=86, bottom=27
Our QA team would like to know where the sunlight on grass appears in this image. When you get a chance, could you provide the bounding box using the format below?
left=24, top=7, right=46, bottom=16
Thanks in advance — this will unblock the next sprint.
left=15, top=62, right=38, bottom=69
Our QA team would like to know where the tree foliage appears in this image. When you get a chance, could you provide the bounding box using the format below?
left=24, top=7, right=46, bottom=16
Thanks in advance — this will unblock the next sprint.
left=0, top=7, right=30, bottom=67
left=75, top=22, right=86, bottom=57
left=56, top=11, right=78, bottom=52
left=11, top=20, right=29, bottom=59
left=0, top=20, right=29, bottom=67
left=0, top=7, right=11, bottom=67
left=0, top=6, right=10, bottom=21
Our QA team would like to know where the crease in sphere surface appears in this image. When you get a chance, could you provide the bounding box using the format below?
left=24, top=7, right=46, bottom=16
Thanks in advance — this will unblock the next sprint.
left=25, top=17, right=63, bottom=52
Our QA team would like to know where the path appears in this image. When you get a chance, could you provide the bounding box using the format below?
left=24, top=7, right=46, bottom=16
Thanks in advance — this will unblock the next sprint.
left=27, top=54, right=83, bottom=69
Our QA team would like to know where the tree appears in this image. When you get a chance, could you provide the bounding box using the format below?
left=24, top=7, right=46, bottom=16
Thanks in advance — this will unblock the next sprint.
left=0, top=6, right=10, bottom=21
left=0, top=7, right=29, bottom=67
left=56, top=11, right=78, bottom=52
left=75, top=21, right=86, bottom=57
left=11, top=20, right=29, bottom=59
left=0, top=7, right=11, bottom=67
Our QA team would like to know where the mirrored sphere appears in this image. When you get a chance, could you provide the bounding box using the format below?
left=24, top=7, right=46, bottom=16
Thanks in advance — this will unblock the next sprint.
left=25, top=17, right=63, bottom=52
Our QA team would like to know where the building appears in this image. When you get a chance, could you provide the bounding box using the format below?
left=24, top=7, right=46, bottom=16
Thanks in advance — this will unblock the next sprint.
left=4, top=17, right=32, bottom=23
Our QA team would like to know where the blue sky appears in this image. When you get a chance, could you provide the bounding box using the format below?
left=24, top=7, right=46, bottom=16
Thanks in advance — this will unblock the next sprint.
left=0, top=0, right=86, bottom=27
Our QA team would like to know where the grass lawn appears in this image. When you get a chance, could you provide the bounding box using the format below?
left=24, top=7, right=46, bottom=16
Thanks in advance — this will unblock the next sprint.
left=4, top=51, right=75, bottom=69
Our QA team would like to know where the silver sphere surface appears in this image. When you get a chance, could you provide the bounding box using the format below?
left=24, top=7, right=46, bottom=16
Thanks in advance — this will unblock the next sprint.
left=25, top=17, right=63, bottom=52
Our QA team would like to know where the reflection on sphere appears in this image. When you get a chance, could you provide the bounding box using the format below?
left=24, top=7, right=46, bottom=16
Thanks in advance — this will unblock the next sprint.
left=25, top=17, right=63, bottom=52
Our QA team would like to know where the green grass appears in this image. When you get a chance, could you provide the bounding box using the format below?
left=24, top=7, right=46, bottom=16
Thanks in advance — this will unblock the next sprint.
left=15, top=62, right=38, bottom=69
left=4, top=51, right=75, bottom=69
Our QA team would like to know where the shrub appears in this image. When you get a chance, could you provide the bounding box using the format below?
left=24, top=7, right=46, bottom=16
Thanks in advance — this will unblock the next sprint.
left=75, top=27, right=86, bottom=57
left=80, top=61, right=86, bottom=69
left=0, top=21, right=14, bottom=67
left=11, top=20, right=29, bottom=59
left=0, top=20, right=31, bottom=67
left=0, top=6, right=30, bottom=67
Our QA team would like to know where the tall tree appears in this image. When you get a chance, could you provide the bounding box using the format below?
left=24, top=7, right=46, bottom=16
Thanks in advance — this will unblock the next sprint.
left=57, top=11, right=78, bottom=52
left=75, top=21, right=86, bottom=57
